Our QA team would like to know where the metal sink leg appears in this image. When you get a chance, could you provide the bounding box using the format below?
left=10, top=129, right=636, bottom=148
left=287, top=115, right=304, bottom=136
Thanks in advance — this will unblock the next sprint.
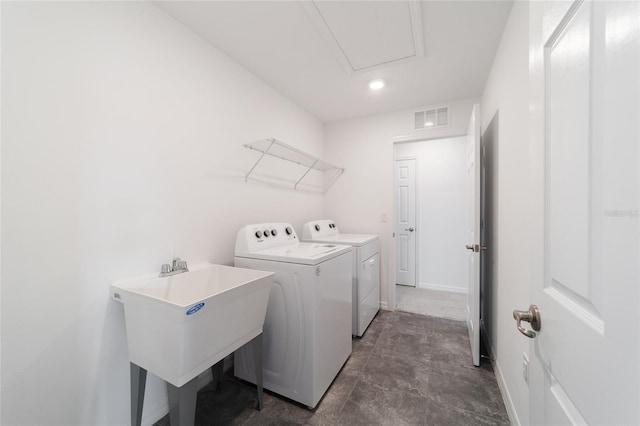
left=167, top=376, right=198, bottom=426
left=252, top=334, right=263, bottom=410
left=130, top=363, right=147, bottom=426
left=211, top=359, right=224, bottom=391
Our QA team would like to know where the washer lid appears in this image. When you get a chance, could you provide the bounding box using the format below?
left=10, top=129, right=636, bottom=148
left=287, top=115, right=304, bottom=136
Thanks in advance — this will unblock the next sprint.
left=302, top=233, right=378, bottom=247
left=235, top=242, right=352, bottom=265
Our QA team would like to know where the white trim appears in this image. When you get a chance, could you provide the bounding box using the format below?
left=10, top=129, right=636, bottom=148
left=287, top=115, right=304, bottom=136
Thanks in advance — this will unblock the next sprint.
left=492, top=358, right=520, bottom=426
left=0, top=1, right=3, bottom=421
left=408, top=1, right=425, bottom=57
left=482, top=324, right=521, bottom=426
left=379, top=301, right=390, bottom=311
left=418, top=282, right=467, bottom=294
left=393, top=129, right=467, bottom=144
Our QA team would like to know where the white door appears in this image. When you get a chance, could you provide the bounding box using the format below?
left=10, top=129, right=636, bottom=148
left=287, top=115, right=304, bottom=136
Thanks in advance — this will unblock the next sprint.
left=527, top=1, right=640, bottom=424
left=395, top=158, right=417, bottom=287
left=465, top=104, right=481, bottom=367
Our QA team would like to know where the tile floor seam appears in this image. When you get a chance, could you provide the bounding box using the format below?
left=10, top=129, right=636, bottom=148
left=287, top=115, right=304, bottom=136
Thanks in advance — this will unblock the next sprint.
left=332, top=377, right=362, bottom=426
left=422, top=366, right=432, bottom=425
left=351, top=327, right=381, bottom=372
left=457, top=405, right=510, bottom=425
left=239, top=407, right=257, bottom=426
left=314, top=371, right=360, bottom=425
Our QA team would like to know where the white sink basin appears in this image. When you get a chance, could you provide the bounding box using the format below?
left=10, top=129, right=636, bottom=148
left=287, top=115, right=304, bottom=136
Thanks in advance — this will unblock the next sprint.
left=112, top=263, right=273, bottom=387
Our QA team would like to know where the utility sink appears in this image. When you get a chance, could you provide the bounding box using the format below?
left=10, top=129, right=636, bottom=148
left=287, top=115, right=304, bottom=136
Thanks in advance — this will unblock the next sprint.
left=112, top=263, right=274, bottom=387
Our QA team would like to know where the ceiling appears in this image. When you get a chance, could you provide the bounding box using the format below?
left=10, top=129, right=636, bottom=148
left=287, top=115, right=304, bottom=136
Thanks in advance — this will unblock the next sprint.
left=157, top=1, right=513, bottom=123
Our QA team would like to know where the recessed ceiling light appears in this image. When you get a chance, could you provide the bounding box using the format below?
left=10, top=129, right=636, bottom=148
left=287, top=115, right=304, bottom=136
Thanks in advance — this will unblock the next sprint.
left=369, top=79, right=385, bottom=90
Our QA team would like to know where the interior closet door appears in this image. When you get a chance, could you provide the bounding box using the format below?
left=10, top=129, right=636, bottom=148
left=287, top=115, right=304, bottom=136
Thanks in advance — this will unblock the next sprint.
left=395, top=158, right=417, bottom=287
left=465, top=104, right=481, bottom=367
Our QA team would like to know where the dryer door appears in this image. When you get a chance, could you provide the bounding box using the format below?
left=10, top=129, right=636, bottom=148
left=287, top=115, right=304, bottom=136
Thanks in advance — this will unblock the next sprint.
left=358, top=253, right=380, bottom=336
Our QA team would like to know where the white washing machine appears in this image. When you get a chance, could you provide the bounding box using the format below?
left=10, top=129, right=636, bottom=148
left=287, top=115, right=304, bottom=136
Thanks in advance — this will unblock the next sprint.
left=302, top=220, right=380, bottom=337
left=234, top=222, right=352, bottom=409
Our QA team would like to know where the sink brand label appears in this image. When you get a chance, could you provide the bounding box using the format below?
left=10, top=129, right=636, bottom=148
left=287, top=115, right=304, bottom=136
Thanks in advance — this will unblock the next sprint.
left=186, top=302, right=205, bottom=316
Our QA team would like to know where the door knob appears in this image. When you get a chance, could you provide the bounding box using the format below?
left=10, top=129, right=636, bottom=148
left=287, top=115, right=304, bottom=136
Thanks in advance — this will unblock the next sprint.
left=405, top=227, right=414, bottom=232
left=513, top=305, right=541, bottom=338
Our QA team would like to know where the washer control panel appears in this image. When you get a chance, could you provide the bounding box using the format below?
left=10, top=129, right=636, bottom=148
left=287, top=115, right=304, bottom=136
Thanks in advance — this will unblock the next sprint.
left=236, top=223, right=298, bottom=253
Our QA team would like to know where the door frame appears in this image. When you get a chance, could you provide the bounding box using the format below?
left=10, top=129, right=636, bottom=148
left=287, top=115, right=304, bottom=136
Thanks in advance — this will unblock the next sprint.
left=528, top=1, right=546, bottom=422
left=389, top=133, right=467, bottom=310
left=393, top=153, right=420, bottom=288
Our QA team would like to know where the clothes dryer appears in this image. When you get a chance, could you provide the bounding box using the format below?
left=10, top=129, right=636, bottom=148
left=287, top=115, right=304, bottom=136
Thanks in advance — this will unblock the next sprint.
left=302, top=220, right=380, bottom=337
left=234, top=223, right=352, bottom=409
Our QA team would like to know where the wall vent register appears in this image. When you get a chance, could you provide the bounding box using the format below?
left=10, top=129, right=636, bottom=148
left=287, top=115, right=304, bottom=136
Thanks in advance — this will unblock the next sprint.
left=414, top=105, right=450, bottom=130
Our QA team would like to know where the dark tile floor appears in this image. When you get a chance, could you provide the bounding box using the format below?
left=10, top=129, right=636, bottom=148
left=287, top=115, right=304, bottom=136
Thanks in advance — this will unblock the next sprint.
left=154, top=310, right=509, bottom=426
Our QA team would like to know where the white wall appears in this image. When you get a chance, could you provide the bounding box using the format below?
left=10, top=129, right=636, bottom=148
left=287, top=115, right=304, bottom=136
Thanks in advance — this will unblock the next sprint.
left=479, top=2, right=530, bottom=425
left=323, top=98, right=477, bottom=309
left=1, top=2, right=324, bottom=425
left=0, top=2, right=3, bottom=422
left=395, top=137, right=468, bottom=292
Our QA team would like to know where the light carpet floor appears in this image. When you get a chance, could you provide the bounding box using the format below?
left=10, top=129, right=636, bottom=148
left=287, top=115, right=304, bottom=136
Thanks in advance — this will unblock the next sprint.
left=396, top=286, right=467, bottom=321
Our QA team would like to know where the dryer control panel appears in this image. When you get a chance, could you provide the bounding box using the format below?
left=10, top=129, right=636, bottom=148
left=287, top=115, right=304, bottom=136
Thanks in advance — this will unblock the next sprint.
left=236, top=223, right=298, bottom=253
left=302, top=219, right=339, bottom=240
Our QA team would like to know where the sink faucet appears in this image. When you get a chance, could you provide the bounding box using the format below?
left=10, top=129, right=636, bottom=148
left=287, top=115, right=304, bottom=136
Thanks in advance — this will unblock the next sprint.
left=159, top=257, right=189, bottom=277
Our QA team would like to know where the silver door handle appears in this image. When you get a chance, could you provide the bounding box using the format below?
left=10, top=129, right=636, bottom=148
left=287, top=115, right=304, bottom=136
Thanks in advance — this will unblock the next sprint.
left=465, top=244, right=487, bottom=252
left=513, top=305, right=541, bottom=338
left=404, top=227, right=414, bottom=232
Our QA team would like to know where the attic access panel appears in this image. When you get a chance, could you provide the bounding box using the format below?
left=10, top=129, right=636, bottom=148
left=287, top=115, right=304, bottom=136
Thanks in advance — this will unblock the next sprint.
left=302, top=0, right=424, bottom=73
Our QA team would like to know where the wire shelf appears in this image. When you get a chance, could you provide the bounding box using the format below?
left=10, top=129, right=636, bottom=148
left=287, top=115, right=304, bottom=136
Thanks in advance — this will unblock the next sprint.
left=244, top=138, right=344, bottom=192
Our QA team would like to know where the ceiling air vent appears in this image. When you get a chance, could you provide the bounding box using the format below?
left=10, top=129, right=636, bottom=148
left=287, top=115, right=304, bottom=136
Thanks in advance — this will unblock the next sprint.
left=414, top=106, right=450, bottom=130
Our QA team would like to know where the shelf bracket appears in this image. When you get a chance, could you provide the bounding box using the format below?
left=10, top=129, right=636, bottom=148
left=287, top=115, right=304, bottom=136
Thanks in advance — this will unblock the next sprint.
left=325, top=168, right=345, bottom=192
left=245, top=139, right=275, bottom=182
left=295, top=158, right=320, bottom=189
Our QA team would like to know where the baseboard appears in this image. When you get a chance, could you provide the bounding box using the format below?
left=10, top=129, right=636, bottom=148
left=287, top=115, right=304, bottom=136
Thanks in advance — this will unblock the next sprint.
left=417, top=282, right=467, bottom=294
left=481, top=324, right=520, bottom=426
